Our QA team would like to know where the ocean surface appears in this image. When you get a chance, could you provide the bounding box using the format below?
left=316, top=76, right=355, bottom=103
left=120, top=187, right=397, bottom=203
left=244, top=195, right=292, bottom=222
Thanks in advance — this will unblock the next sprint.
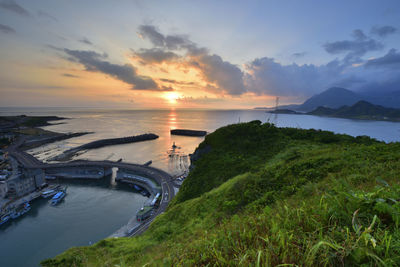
left=1, top=108, right=400, bottom=266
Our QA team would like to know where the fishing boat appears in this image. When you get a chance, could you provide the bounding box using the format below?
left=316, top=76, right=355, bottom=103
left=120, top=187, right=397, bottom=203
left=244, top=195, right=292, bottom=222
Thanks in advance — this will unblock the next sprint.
left=10, top=202, right=31, bottom=219
left=41, top=185, right=63, bottom=198
left=133, top=184, right=142, bottom=191
left=0, top=214, right=10, bottom=226
left=50, top=189, right=66, bottom=205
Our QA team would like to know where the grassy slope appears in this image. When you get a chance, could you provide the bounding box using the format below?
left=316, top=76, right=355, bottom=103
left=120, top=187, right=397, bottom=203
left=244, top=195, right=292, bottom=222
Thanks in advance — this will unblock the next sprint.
left=42, top=121, right=400, bottom=266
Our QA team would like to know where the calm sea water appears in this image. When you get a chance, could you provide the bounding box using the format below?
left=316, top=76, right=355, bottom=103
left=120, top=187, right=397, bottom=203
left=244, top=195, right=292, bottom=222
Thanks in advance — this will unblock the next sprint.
left=0, top=108, right=399, bottom=266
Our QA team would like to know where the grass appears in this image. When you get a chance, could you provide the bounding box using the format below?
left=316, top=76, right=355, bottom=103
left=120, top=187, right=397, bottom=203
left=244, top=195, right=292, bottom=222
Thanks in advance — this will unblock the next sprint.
left=42, top=121, right=400, bottom=266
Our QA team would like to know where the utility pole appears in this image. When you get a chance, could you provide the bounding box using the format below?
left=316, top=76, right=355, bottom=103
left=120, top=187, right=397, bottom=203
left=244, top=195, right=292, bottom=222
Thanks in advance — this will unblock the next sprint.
left=273, top=97, right=279, bottom=125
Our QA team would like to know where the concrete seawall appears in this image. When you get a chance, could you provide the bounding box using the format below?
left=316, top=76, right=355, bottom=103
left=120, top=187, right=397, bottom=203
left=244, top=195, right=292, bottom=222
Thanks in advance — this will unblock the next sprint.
left=52, top=134, right=159, bottom=161
left=116, top=169, right=161, bottom=195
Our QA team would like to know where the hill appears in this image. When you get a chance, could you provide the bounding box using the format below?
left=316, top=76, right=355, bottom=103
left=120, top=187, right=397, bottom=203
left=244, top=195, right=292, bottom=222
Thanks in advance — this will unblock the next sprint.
left=42, top=121, right=400, bottom=266
left=297, top=87, right=363, bottom=111
left=309, top=100, right=400, bottom=121
left=275, top=88, right=400, bottom=112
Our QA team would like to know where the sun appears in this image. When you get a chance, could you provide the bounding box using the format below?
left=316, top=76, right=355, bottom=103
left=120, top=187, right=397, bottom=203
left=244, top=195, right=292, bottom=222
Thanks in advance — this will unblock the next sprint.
left=163, top=92, right=180, bottom=104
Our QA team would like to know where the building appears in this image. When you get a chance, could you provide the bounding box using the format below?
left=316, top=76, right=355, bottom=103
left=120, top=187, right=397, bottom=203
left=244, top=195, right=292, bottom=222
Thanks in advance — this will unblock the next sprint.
left=0, top=180, right=7, bottom=198
left=4, top=168, right=45, bottom=198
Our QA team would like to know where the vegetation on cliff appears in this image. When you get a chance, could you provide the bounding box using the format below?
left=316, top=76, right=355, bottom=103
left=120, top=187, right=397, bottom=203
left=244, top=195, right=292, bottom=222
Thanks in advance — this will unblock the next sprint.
left=42, top=121, right=400, bottom=266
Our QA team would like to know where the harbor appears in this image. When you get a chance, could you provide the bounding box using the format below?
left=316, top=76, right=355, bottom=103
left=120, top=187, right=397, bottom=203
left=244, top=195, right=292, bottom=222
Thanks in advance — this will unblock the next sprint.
left=0, top=116, right=185, bottom=240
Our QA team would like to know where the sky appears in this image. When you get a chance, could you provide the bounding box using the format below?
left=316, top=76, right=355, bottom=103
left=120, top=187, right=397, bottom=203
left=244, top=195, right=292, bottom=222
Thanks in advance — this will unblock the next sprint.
left=0, top=0, right=400, bottom=109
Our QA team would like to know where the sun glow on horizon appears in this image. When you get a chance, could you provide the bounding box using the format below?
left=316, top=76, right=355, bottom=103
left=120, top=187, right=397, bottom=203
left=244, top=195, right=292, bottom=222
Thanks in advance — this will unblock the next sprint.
left=163, top=91, right=181, bottom=104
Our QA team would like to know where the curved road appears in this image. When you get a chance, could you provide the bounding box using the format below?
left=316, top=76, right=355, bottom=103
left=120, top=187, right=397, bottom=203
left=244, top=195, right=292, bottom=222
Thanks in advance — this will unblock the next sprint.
left=7, top=142, right=175, bottom=237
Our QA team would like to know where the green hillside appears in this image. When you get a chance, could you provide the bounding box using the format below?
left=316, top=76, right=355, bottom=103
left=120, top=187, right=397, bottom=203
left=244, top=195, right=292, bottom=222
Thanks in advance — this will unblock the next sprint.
left=308, top=101, right=400, bottom=121
left=42, top=121, right=400, bottom=266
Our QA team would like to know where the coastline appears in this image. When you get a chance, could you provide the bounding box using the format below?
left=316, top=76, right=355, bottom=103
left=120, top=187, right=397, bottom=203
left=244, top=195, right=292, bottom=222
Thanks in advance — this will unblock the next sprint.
left=1, top=115, right=176, bottom=241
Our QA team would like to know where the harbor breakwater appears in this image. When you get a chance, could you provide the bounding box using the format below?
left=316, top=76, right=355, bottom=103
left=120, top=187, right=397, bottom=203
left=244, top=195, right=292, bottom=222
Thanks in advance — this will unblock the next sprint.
left=51, top=133, right=159, bottom=161
left=170, top=129, right=207, bottom=136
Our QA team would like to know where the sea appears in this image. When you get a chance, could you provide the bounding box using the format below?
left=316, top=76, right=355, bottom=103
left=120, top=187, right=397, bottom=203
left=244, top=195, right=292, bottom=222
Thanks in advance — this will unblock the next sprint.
left=0, top=107, right=400, bottom=267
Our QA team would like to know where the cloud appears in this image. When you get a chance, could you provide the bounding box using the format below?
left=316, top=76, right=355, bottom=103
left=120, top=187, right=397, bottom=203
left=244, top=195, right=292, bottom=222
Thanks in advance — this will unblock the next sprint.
left=371, top=25, right=397, bottom=37
left=365, top=49, right=400, bottom=69
left=135, top=25, right=400, bottom=99
left=137, top=24, right=245, bottom=95
left=132, top=48, right=179, bottom=64
left=159, top=78, right=196, bottom=86
left=0, top=0, right=30, bottom=17
left=79, top=38, right=93, bottom=45
left=62, top=73, right=80, bottom=78
left=0, top=23, right=15, bottom=34
left=323, top=29, right=383, bottom=59
left=244, top=57, right=347, bottom=97
left=292, top=52, right=306, bottom=58
left=138, top=25, right=165, bottom=47
left=190, top=54, right=246, bottom=95
left=63, top=49, right=164, bottom=90
left=37, top=10, right=57, bottom=22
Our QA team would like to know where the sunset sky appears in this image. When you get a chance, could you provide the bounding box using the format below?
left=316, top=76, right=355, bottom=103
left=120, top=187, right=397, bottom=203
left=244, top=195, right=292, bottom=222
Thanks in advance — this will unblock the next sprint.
left=1, top=0, right=400, bottom=109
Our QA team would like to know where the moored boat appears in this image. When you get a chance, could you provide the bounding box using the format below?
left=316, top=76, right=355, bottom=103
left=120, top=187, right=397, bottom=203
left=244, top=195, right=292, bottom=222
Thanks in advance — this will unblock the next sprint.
left=0, top=214, right=10, bottom=226
left=9, top=202, right=31, bottom=219
left=50, top=189, right=66, bottom=205
left=41, top=185, right=62, bottom=198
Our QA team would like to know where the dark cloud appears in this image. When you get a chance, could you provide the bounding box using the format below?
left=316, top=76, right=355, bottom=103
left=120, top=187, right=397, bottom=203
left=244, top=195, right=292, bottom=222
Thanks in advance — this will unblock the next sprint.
left=37, top=10, right=57, bottom=22
left=159, top=78, right=196, bottom=86
left=371, top=25, right=397, bottom=37
left=365, top=49, right=400, bottom=69
left=324, top=29, right=383, bottom=58
left=352, top=29, right=367, bottom=40
left=358, top=77, right=400, bottom=94
left=190, top=54, right=246, bottom=95
left=292, top=52, right=306, bottom=58
left=132, top=48, right=179, bottom=64
left=62, top=73, right=80, bottom=78
left=330, top=76, right=366, bottom=88
left=160, top=85, right=174, bottom=91
left=63, top=49, right=163, bottom=90
left=0, top=0, right=30, bottom=17
left=45, top=44, right=63, bottom=51
left=245, top=57, right=347, bottom=97
left=0, top=23, right=15, bottom=34
left=138, top=24, right=207, bottom=55
left=79, top=38, right=93, bottom=45
left=138, top=25, right=165, bottom=46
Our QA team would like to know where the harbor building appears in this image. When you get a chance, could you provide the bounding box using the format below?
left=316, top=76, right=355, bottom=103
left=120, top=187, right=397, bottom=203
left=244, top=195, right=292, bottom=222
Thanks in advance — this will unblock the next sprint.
left=2, top=168, right=45, bottom=198
left=0, top=180, right=7, bottom=198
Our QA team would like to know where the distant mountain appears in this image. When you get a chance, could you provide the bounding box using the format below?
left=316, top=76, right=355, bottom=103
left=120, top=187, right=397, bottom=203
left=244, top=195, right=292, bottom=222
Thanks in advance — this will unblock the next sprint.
left=297, top=87, right=363, bottom=112
left=262, top=87, right=400, bottom=112
left=267, top=109, right=301, bottom=114
left=308, top=100, right=400, bottom=121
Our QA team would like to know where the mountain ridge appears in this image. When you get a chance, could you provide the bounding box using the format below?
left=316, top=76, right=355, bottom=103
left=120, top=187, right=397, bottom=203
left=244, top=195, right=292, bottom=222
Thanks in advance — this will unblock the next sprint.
left=276, top=87, right=400, bottom=112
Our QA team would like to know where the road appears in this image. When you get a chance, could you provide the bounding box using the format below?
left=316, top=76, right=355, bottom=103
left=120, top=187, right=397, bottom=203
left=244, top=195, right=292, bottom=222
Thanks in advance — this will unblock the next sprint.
left=6, top=139, right=176, bottom=237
